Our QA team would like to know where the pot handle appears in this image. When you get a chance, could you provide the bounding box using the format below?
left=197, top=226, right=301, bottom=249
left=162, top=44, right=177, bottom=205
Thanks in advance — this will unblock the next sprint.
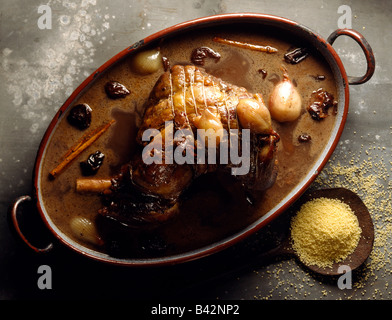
left=327, top=29, right=375, bottom=85
left=9, top=195, right=54, bottom=253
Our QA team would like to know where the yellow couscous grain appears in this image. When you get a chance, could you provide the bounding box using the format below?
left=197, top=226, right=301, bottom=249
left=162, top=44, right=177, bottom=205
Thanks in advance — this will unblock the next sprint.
left=290, top=197, right=361, bottom=268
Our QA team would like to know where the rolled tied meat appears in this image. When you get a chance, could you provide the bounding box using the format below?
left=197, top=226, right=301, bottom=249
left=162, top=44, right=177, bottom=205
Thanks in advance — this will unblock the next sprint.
left=98, top=65, right=280, bottom=229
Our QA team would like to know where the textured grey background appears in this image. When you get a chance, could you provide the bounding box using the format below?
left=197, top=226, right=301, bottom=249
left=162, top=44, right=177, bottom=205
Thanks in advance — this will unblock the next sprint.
left=1, top=0, right=391, bottom=300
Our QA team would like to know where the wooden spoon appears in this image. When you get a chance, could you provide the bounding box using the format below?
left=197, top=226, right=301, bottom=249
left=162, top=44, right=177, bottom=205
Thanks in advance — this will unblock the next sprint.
left=260, top=187, right=375, bottom=276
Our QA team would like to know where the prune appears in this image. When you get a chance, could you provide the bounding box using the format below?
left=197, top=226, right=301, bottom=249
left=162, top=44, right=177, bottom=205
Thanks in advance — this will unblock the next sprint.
left=284, top=47, right=309, bottom=64
left=258, top=69, right=268, bottom=79
left=298, top=134, right=312, bottom=143
left=80, top=150, right=105, bottom=176
left=104, top=81, right=130, bottom=99
left=67, top=103, right=92, bottom=130
left=191, top=47, right=221, bottom=66
left=307, top=88, right=337, bottom=121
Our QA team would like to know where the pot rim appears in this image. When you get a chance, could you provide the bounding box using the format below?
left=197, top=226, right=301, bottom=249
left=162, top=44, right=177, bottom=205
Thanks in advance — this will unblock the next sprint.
left=31, top=12, right=352, bottom=266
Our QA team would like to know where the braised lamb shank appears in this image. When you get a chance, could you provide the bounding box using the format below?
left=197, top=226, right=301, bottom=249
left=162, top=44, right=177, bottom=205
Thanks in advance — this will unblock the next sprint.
left=98, top=65, right=279, bottom=230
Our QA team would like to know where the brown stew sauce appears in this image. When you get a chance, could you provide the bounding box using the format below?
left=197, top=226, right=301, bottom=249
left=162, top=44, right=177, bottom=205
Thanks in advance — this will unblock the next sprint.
left=40, top=24, right=337, bottom=258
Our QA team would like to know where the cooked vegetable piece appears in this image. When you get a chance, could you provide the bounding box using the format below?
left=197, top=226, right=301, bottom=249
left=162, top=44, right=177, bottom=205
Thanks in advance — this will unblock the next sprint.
left=236, top=97, right=272, bottom=134
left=131, top=48, right=162, bottom=74
left=269, top=70, right=302, bottom=122
left=70, top=217, right=103, bottom=246
left=193, top=108, right=225, bottom=146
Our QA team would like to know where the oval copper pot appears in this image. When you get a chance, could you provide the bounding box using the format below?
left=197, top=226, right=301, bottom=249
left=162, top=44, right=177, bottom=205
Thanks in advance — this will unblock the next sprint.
left=9, top=13, right=375, bottom=266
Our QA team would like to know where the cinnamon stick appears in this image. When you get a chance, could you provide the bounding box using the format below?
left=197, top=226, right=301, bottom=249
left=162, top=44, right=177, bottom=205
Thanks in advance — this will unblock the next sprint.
left=76, top=178, right=112, bottom=193
left=49, top=119, right=115, bottom=179
left=213, top=36, right=278, bottom=53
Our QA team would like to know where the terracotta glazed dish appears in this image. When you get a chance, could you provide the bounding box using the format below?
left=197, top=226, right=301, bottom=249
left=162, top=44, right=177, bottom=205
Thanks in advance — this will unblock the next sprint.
left=10, top=13, right=375, bottom=266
